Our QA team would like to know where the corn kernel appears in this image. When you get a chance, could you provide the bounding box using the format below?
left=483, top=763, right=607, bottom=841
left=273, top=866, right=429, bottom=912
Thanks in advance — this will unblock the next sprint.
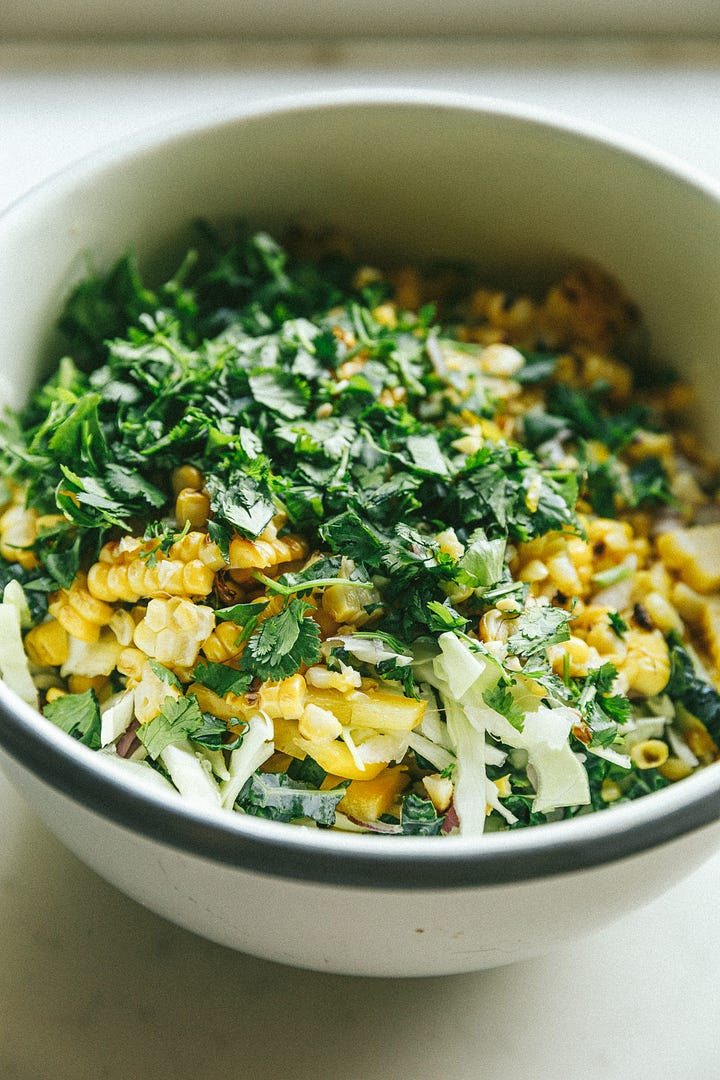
left=630, top=739, right=670, bottom=770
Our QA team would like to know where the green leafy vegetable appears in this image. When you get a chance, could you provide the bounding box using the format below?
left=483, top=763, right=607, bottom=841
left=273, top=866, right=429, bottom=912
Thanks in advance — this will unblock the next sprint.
left=238, top=771, right=349, bottom=825
left=44, top=689, right=101, bottom=749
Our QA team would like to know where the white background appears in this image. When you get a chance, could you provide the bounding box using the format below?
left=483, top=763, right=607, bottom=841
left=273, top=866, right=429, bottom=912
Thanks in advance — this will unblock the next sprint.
left=1, top=37, right=720, bottom=1079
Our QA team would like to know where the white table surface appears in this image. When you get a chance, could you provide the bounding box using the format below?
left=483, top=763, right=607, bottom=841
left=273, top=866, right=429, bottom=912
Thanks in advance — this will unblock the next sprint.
left=1, top=38, right=720, bottom=1080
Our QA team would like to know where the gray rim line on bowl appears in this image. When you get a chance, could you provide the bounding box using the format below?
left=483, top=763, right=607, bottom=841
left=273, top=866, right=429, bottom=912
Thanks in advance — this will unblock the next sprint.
left=3, top=88, right=720, bottom=887
left=2, top=682, right=720, bottom=888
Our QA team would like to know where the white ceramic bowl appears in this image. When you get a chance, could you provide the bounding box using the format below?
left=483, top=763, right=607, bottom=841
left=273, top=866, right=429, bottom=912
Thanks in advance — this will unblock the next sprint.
left=2, top=89, right=720, bottom=978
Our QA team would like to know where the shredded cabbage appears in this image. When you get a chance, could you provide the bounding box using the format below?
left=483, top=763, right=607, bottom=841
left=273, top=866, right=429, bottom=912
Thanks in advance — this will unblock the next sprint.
left=0, top=601, right=38, bottom=708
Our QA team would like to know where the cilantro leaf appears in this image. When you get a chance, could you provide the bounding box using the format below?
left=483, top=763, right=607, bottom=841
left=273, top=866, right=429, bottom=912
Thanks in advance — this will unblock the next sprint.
left=240, top=598, right=322, bottom=681
left=483, top=682, right=526, bottom=732
left=506, top=606, right=572, bottom=658
left=44, top=689, right=101, bottom=750
left=193, top=661, right=254, bottom=697
left=139, top=695, right=206, bottom=759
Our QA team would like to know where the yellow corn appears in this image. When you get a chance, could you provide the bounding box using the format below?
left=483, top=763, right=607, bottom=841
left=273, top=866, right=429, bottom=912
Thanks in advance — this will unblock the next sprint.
left=175, top=488, right=210, bottom=529
left=622, top=629, right=671, bottom=698
left=256, top=674, right=307, bottom=720
left=67, top=674, right=108, bottom=695
left=298, top=702, right=342, bottom=742
left=133, top=597, right=215, bottom=668
left=171, top=464, right=204, bottom=496
left=228, top=533, right=308, bottom=577
left=49, top=575, right=115, bottom=644
left=0, top=502, right=38, bottom=570
left=630, top=739, right=670, bottom=770
left=117, top=647, right=147, bottom=683
left=87, top=530, right=222, bottom=603
left=24, top=618, right=70, bottom=667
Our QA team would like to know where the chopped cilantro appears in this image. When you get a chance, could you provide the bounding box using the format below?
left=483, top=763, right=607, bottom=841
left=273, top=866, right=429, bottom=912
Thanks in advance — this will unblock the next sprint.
left=239, top=598, right=322, bottom=681
left=43, top=689, right=102, bottom=750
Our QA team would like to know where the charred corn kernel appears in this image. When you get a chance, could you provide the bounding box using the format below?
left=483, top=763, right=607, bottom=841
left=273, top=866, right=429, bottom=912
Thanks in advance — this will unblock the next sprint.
left=671, top=581, right=707, bottom=624
left=658, top=757, right=695, bottom=782
left=480, top=342, right=525, bottom=378
left=546, top=552, right=587, bottom=596
left=551, top=636, right=591, bottom=678
left=630, top=739, right=670, bottom=770
left=49, top=596, right=101, bottom=644
left=117, top=647, right=146, bottom=682
left=543, top=265, right=638, bottom=352
left=299, top=702, right=342, bottom=742
left=586, top=621, right=628, bottom=662
left=600, top=778, right=623, bottom=802
left=228, top=533, right=308, bottom=572
left=168, top=531, right=225, bottom=570
left=626, top=430, right=674, bottom=466
left=68, top=674, right=108, bottom=695
left=339, top=766, right=410, bottom=821
left=372, top=302, right=398, bottom=328
left=632, top=561, right=674, bottom=601
left=133, top=661, right=181, bottom=724
left=0, top=502, right=38, bottom=569
left=422, top=773, right=454, bottom=813
left=518, top=558, right=549, bottom=583
left=24, top=618, right=70, bottom=667
left=685, top=726, right=717, bottom=761
left=257, top=511, right=289, bottom=544
left=623, top=629, right=671, bottom=698
left=321, top=583, right=380, bottom=627
left=258, top=674, right=307, bottom=720
left=581, top=353, right=633, bottom=402
left=305, top=664, right=362, bottom=693
left=175, top=488, right=210, bottom=529
left=201, top=620, right=244, bottom=663
left=171, top=464, right=204, bottom=496
left=663, top=382, right=695, bottom=413
left=88, top=550, right=217, bottom=603
left=479, top=607, right=514, bottom=645
left=657, top=524, right=720, bottom=593
left=643, top=591, right=683, bottom=635
left=108, top=609, right=136, bottom=647
left=435, top=528, right=464, bottom=560
left=133, top=597, right=215, bottom=669
left=45, top=686, right=67, bottom=704
left=67, top=576, right=114, bottom=626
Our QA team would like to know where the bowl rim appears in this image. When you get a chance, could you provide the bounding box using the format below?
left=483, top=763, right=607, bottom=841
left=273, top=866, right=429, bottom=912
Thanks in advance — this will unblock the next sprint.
left=2, top=86, right=720, bottom=890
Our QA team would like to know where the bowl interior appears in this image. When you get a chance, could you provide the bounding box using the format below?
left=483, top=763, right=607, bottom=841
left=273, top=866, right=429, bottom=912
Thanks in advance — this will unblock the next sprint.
left=2, top=95, right=720, bottom=436
left=2, top=92, right=720, bottom=882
